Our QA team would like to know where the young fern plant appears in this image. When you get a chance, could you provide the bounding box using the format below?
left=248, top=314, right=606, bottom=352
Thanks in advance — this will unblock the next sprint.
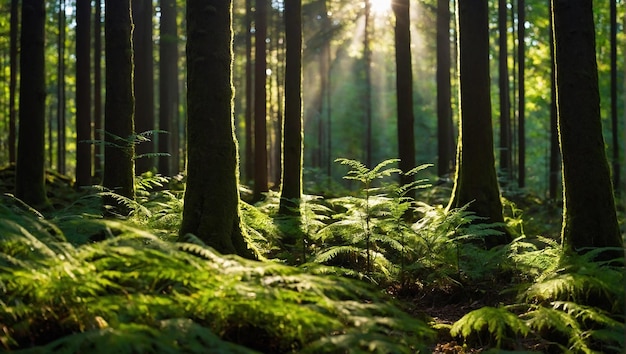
left=332, top=158, right=401, bottom=276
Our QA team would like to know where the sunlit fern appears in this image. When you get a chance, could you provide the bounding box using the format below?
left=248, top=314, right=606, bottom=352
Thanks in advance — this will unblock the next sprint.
left=0, top=207, right=434, bottom=353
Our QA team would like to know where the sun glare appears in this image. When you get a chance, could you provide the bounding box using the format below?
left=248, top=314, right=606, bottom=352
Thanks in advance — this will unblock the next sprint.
left=369, top=0, right=391, bottom=15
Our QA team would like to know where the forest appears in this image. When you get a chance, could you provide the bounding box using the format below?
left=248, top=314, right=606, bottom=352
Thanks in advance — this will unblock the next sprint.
left=0, top=0, right=624, bottom=353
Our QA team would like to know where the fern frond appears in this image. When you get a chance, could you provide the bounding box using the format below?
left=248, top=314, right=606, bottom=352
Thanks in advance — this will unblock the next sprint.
left=450, top=306, right=530, bottom=348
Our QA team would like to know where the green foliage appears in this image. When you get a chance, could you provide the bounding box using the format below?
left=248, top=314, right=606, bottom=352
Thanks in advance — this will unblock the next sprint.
left=0, top=206, right=434, bottom=353
left=450, top=306, right=530, bottom=348
left=450, top=243, right=625, bottom=353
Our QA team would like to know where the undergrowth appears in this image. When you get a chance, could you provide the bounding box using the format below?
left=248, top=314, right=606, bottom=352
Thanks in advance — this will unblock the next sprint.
left=1, top=157, right=624, bottom=353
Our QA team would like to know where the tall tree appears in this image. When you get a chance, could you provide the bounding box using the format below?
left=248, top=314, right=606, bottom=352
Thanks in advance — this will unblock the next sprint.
left=16, top=0, right=49, bottom=209
left=436, top=0, right=454, bottom=178
left=181, top=0, right=253, bottom=258
left=133, top=0, right=155, bottom=174
left=75, top=0, right=92, bottom=187
left=244, top=0, right=254, bottom=182
left=517, top=0, right=525, bottom=188
left=363, top=0, right=373, bottom=167
left=447, top=0, right=508, bottom=248
left=498, top=0, right=512, bottom=181
left=9, top=0, right=18, bottom=163
left=103, top=0, right=135, bottom=213
left=279, top=0, right=303, bottom=215
left=392, top=0, right=416, bottom=195
left=610, top=0, right=619, bottom=196
left=56, top=0, right=66, bottom=174
left=158, top=0, right=179, bottom=176
left=552, top=0, right=622, bottom=254
left=94, top=0, right=103, bottom=180
left=253, top=0, right=269, bottom=201
left=548, top=0, right=559, bottom=200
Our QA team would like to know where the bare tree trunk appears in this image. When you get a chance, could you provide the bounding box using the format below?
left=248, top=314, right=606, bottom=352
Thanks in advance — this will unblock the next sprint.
left=158, top=0, right=179, bottom=176
left=437, top=0, right=454, bottom=178
left=103, top=0, right=135, bottom=214
left=75, top=0, right=92, bottom=187
left=57, top=0, right=66, bottom=174
left=393, top=0, right=416, bottom=196
left=244, top=0, right=253, bottom=183
left=517, top=0, right=525, bottom=188
left=133, top=0, right=155, bottom=174
left=9, top=0, right=18, bottom=163
left=253, top=0, right=269, bottom=201
left=94, top=0, right=103, bottom=181
left=610, top=0, right=619, bottom=196
left=16, top=0, right=49, bottom=209
left=498, top=0, right=512, bottom=181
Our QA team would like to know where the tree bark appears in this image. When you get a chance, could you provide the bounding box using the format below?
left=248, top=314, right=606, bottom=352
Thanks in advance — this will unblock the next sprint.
left=279, top=0, right=303, bottom=215
left=75, top=0, right=92, bottom=187
left=56, top=0, right=66, bottom=175
left=498, top=0, right=512, bottom=181
left=436, top=0, right=454, bottom=178
left=253, top=0, right=269, bottom=201
left=393, top=0, right=416, bottom=197
left=133, top=0, right=155, bottom=174
left=610, top=0, right=619, bottom=196
left=447, top=0, right=508, bottom=248
left=103, top=0, right=135, bottom=214
left=16, top=0, right=49, bottom=209
left=181, top=0, right=253, bottom=258
left=548, top=0, right=560, bottom=200
left=158, top=0, right=179, bottom=176
left=244, top=0, right=253, bottom=183
left=9, top=0, right=18, bottom=163
left=517, top=0, right=525, bottom=188
left=94, top=0, right=103, bottom=181
left=552, top=0, right=622, bottom=254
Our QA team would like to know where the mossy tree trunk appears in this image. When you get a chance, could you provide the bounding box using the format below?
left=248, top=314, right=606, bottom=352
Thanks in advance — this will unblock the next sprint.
left=181, top=0, right=253, bottom=258
left=393, top=0, right=416, bottom=198
left=279, top=0, right=303, bottom=215
left=103, top=0, right=135, bottom=214
left=552, top=0, right=622, bottom=255
left=447, top=0, right=509, bottom=248
left=16, top=0, right=49, bottom=209
left=498, top=0, right=512, bottom=181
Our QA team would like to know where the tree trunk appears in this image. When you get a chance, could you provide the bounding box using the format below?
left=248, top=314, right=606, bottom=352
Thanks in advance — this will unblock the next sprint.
left=75, top=0, right=92, bottom=187
left=158, top=0, right=179, bottom=176
left=16, top=0, right=49, bottom=209
left=253, top=0, right=269, bottom=201
left=552, top=0, right=622, bottom=254
left=436, top=0, right=454, bottom=178
left=56, top=0, right=66, bottom=175
left=133, top=0, right=155, bottom=174
left=181, top=0, right=253, bottom=258
left=498, top=0, right=512, bottom=181
left=279, top=0, right=303, bottom=215
left=103, top=0, right=135, bottom=214
left=517, top=0, right=525, bottom=188
left=363, top=0, right=373, bottom=168
left=244, top=0, right=253, bottom=183
left=393, top=0, right=416, bottom=196
left=94, top=0, right=103, bottom=181
left=610, top=0, right=619, bottom=196
left=548, top=0, right=560, bottom=200
left=9, top=0, right=18, bottom=164
left=447, top=0, right=508, bottom=248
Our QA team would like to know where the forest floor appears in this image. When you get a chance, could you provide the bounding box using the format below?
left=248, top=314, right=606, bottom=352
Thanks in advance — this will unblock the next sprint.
left=0, top=164, right=607, bottom=353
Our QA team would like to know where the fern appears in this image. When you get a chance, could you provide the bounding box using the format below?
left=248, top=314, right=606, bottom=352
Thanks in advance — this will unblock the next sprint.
left=450, top=306, right=530, bottom=348
left=0, top=208, right=435, bottom=352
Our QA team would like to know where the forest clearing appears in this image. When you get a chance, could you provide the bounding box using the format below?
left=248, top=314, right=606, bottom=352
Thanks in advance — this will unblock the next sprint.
left=0, top=0, right=624, bottom=353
